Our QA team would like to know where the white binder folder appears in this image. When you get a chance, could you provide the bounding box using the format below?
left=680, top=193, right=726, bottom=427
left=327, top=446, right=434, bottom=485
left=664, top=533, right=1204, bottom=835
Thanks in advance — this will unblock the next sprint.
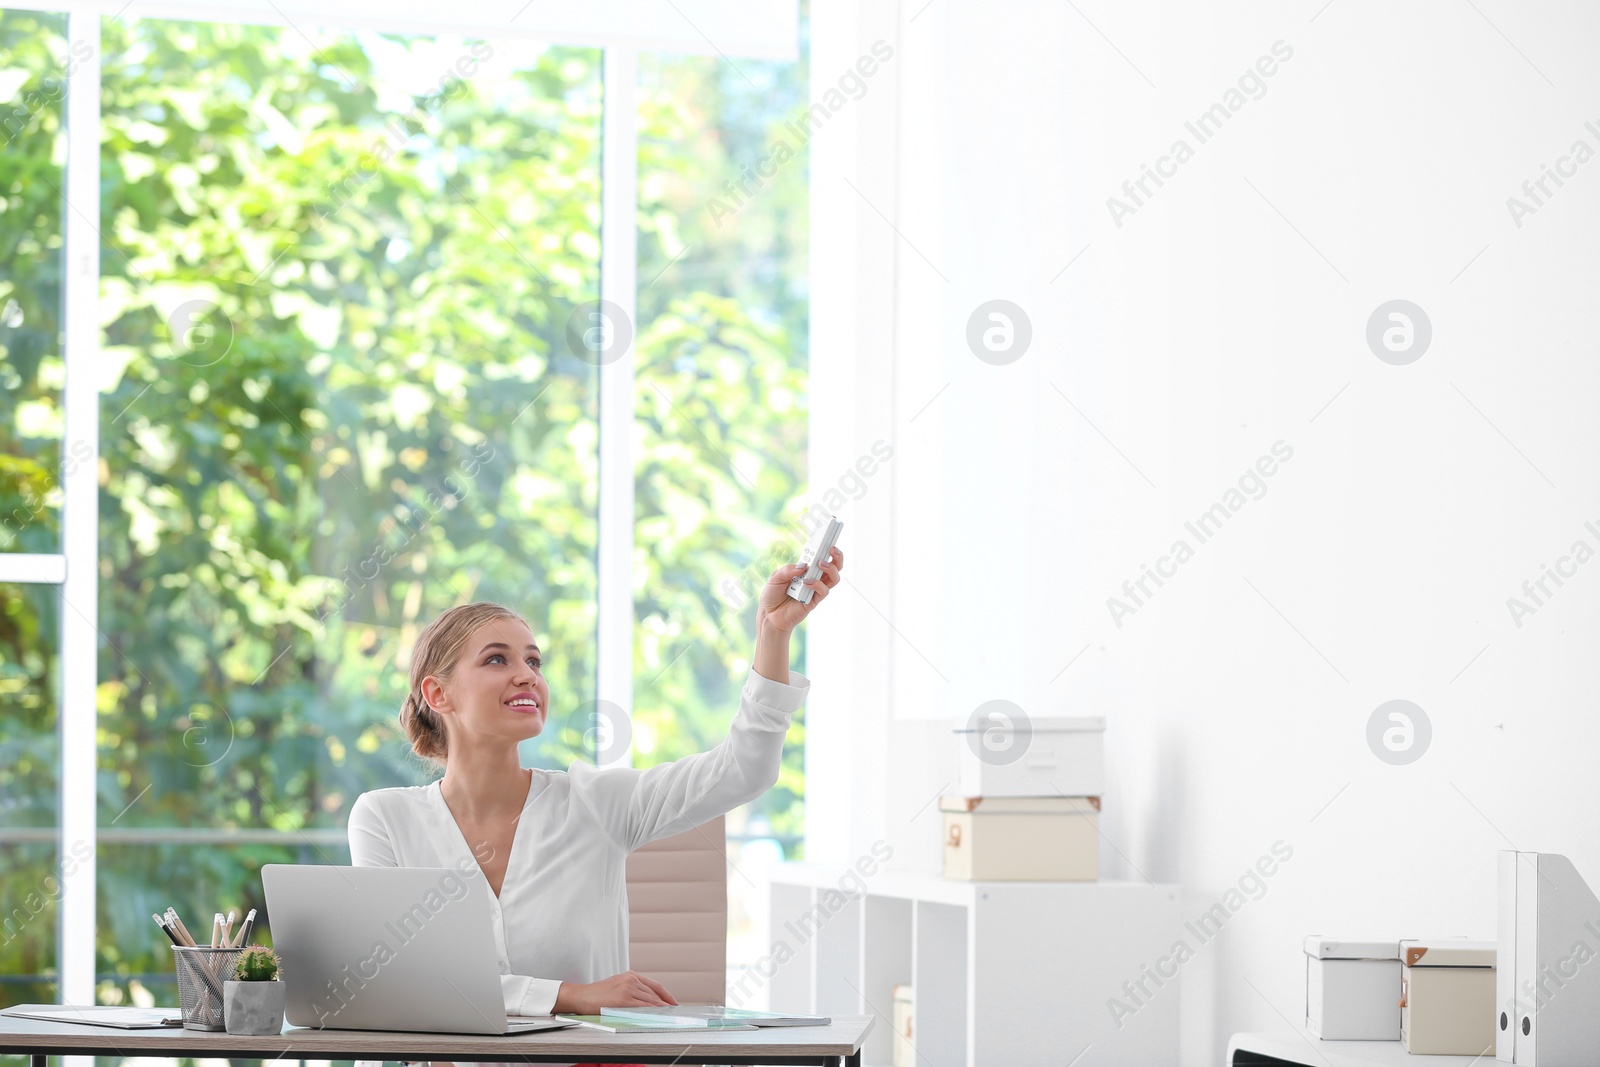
left=1496, top=850, right=1517, bottom=1062
left=1496, top=851, right=1600, bottom=1066
left=1514, top=852, right=1538, bottom=1064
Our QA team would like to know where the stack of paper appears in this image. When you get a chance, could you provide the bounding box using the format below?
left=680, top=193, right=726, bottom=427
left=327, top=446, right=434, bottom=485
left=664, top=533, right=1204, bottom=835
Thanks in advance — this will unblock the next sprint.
left=598, top=1005, right=831, bottom=1027
left=0, top=1005, right=183, bottom=1029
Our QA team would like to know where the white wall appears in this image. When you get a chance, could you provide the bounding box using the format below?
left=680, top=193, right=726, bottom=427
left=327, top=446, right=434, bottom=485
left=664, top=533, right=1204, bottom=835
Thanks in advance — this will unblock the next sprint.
left=807, top=1, right=1600, bottom=1063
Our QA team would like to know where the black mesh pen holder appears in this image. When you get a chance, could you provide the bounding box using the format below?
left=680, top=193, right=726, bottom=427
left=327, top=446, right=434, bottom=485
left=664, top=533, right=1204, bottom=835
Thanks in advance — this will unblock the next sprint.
left=171, top=945, right=241, bottom=1031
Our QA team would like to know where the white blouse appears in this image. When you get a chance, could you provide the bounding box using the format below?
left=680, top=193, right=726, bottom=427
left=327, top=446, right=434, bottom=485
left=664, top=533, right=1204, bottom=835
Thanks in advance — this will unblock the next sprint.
left=345, top=667, right=810, bottom=1019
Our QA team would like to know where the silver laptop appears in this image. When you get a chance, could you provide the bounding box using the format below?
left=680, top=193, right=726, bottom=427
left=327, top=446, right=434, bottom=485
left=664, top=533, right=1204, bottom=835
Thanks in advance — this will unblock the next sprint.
left=261, top=864, right=575, bottom=1034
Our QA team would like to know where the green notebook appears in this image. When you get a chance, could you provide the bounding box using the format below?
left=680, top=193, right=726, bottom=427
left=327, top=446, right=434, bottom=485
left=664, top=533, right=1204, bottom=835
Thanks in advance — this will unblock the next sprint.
left=556, top=1014, right=758, bottom=1034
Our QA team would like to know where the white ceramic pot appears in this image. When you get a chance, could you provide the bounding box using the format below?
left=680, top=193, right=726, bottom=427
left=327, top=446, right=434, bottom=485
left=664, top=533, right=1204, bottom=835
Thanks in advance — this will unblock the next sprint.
left=223, top=979, right=285, bottom=1035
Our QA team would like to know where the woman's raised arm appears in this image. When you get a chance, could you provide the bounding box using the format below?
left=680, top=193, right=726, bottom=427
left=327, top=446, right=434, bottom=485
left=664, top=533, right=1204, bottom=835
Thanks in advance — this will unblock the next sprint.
left=570, top=548, right=843, bottom=852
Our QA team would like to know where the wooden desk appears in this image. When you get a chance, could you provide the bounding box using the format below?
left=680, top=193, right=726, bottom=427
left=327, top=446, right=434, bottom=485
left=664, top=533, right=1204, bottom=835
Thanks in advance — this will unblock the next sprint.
left=0, top=1013, right=873, bottom=1066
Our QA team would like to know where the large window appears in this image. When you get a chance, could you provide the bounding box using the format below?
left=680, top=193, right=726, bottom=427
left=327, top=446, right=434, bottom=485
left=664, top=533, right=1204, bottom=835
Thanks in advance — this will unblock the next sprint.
left=0, top=4, right=67, bottom=1017
left=0, top=584, right=60, bottom=1008
left=634, top=45, right=810, bottom=989
left=92, top=16, right=604, bottom=1007
left=0, top=8, right=65, bottom=557
left=0, top=0, right=807, bottom=1024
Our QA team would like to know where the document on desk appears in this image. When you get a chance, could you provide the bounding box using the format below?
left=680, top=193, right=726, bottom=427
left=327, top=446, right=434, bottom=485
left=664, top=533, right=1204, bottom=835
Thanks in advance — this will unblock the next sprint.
left=1, top=1005, right=183, bottom=1029
left=504, top=1015, right=581, bottom=1032
left=557, top=1014, right=758, bottom=1033
left=599, top=1004, right=831, bottom=1027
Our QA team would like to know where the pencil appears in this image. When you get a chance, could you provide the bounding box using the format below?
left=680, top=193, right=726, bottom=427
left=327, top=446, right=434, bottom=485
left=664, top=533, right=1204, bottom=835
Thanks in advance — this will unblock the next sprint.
left=165, top=908, right=197, bottom=947
left=152, top=913, right=182, bottom=947
left=222, top=909, right=235, bottom=945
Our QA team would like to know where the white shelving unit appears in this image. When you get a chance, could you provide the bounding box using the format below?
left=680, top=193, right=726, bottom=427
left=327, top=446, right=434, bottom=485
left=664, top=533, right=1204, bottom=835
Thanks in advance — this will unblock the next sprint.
left=766, top=864, right=1182, bottom=1067
left=1227, top=1030, right=1489, bottom=1066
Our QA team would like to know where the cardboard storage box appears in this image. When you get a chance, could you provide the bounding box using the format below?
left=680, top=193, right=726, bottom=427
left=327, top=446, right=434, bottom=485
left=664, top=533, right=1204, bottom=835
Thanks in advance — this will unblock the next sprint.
left=1400, top=939, right=1496, bottom=1055
left=1304, top=937, right=1401, bottom=1040
left=940, top=795, right=1099, bottom=881
left=891, top=984, right=913, bottom=1067
left=954, top=715, right=1105, bottom=798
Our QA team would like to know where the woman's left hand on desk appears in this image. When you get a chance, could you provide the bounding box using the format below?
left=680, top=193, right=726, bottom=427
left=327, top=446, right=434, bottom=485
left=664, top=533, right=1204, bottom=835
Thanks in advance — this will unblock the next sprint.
left=553, top=969, right=678, bottom=1015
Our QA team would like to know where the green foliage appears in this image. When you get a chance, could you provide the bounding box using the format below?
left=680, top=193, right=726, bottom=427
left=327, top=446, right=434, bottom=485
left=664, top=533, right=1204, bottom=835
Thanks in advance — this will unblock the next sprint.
left=0, top=585, right=56, bottom=822
left=631, top=52, right=811, bottom=848
left=0, top=9, right=809, bottom=1018
left=0, top=10, right=66, bottom=556
left=233, top=945, right=278, bottom=982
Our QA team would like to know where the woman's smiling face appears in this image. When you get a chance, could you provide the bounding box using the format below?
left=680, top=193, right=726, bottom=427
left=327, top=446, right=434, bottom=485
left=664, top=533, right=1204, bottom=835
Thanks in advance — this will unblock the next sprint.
left=424, top=616, right=549, bottom=744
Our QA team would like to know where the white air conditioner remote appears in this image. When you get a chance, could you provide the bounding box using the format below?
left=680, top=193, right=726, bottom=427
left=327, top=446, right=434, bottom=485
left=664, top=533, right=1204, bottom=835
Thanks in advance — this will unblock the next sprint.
left=787, top=516, right=843, bottom=604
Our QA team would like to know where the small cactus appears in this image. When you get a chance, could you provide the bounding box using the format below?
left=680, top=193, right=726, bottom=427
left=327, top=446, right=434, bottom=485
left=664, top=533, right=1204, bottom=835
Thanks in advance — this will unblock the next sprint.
left=233, top=945, right=280, bottom=982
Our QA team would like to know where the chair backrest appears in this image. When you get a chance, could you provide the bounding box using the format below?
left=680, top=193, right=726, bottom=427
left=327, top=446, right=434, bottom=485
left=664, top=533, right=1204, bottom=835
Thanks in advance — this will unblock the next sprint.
left=624, top=814, right=727, bottom=1004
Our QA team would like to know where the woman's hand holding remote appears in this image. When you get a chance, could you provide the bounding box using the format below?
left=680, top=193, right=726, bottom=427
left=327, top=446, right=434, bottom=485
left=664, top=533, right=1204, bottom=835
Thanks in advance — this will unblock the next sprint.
left=553, top=969, right=680, bottom=1015
left=758, top=545, right=844, bottom=635
left=748, top=545, right=843, bottom=684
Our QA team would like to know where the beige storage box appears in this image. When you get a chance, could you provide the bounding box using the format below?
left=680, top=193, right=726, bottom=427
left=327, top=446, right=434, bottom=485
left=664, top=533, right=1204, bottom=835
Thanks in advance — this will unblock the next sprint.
left=1304, top=936, right=1401, bottom=1040
left=1400, top=939, right=1496, bottom=1055
left=939, top=795, right=1099, bottom=881
left=954, top=715, right=1105, bottom=797
left=891, top=983, right=914, bottom=1067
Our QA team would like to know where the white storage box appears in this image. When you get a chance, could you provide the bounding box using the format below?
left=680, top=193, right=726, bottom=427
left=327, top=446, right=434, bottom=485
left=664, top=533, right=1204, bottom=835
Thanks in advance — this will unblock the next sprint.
left=1304, top=937, right=1401, bottom=1040
left=953, top=715, right=1104, bottom=797
left=940, top=795, right=1099, bottom=881
left=1400, top=939, right=1496, bottom=1055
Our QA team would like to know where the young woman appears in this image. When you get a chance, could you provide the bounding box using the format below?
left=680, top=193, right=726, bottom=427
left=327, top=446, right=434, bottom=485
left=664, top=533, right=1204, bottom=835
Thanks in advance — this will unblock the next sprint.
left=346, top=546, right=841, bottom=1067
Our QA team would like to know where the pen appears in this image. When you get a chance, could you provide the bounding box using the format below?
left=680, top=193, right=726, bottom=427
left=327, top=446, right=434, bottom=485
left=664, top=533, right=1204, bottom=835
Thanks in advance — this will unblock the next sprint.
left=152, top=913, right=182, bottom=947
left=229, top=908, right=256, bottom=948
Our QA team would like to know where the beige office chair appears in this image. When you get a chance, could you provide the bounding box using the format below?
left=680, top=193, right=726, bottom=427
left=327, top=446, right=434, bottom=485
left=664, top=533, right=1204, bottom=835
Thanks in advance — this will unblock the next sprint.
left=624, top=813, right=728, bottom=1004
